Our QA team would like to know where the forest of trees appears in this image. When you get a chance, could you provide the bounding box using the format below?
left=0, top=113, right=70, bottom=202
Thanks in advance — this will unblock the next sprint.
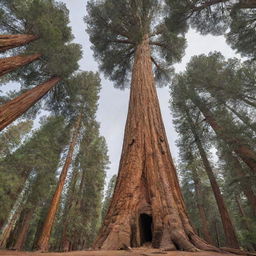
left=0, top=0, right=255, bottom=254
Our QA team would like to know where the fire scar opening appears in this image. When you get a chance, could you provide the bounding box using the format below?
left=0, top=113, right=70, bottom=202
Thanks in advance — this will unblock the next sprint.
left=139, top=213, right=152, bottom=246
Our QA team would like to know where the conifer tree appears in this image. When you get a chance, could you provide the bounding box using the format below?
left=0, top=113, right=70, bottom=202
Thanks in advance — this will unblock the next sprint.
left=0, top=0, right=82, bottom=131
left=171, top=84, right=239, bottom=248
left=0, top=116, right=67, bottom=248
left=86, top=0, right=217, bottom=251
left=0, top=0, right=80, bottom=77
left=170, top=0, right=256, bottom=59
left=37, top=72, right=102, bottom=251
left=173, top=54, right=256, bottom=174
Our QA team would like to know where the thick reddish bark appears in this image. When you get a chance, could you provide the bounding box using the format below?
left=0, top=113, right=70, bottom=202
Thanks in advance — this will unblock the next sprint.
left=0, top=77, right=61, bottom=131
left=0, top=34, right=39, bottom=53
left=94, top=35, right=218, bottom=252
left=13, top=209, right=34, bottom=250
left=191, top=91, right=256, bottom=173
left=184, top=107, right=239, bottom=249
left=190, top=164, right=213, bottom=244
left=0, top=54, right=41, bottom=77
left=37, top=114, right=82, bottom=251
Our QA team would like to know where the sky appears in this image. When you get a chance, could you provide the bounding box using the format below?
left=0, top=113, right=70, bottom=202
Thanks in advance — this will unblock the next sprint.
left=59, top=0, right=240, bottom=182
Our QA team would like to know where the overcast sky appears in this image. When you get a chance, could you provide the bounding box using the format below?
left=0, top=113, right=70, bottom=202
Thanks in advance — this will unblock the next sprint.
left=59, top=0, right=240, bottom=182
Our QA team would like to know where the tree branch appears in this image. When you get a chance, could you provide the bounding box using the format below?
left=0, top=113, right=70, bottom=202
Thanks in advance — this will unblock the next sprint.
left=107, top=39, right=135, bottom=45
left=151, top=56, right=160, bottom=69
left=192, top=0, right=229, bottom=12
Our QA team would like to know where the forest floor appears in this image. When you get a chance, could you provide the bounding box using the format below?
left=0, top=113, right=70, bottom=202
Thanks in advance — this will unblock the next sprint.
left=0, top=248, right=239, bottom=256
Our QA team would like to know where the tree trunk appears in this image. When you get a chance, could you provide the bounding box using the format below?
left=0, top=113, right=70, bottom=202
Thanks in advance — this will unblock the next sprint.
left=214, top=220, right=220, bottom=247
left=37, top=114, right=82, bottom=252
left=190, top=163, right=213, bottom=244
left=0, top=175, right=31, bottom=248
left=235, top=195, right=250, bottom=231
left=190, top=90, right=256, bottom=173
left=13, top=208, right=34, bottom=250
left=225, top=103, right=256, bottom=133
left=0, top=34, right=39, bottom=53
left=224, top=148, right=256, bottom=217
left=0, top=77, right=61, bottom=131
left=93, top=35, right=218, bottom=252
left=61, top=168, right=79, bottom=252
left=184, top=107, right=239, bottom=249
left=242, top=97, right=256, bottom=109
left=0, top=54, right=41, bottom=77
left=235, top=195, right=256, bottom=251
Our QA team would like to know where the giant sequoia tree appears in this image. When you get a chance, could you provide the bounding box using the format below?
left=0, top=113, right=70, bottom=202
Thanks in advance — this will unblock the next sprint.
left=86, top=0, right=217, bottom=251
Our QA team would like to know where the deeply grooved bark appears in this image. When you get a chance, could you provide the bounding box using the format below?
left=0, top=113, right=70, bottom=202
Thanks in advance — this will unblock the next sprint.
left=93, top=35, right=218, bottom=252
left=0, top=54, right=41, bottom=77
left=0, top=77, right=61, bottom=131
left=0, top=34, right=39, bottom=53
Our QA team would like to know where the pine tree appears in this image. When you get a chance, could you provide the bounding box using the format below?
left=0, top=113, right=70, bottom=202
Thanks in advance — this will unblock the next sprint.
left=37, top=72, right=102, bottom=251
left=0, top=116, right=67, bottom=248
left=0, top=0, right=81, bottom=78
left=171, top=84, right=239, bottom=248
left=0, top=0, right=82, bottom=131
left=173, top=54, right=256, bottom=174
left=170, top=0, right=256, bottom=59
left=86, top=0, right=217, bottom=251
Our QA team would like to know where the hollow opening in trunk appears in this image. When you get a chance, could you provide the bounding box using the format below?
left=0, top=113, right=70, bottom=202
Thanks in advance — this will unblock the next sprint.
left=139, top=213, right=152, bottom=246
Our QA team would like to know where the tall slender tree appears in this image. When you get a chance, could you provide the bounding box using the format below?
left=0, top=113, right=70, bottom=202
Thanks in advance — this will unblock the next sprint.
left=37, top=72, right=102, bottom=251
left=86, top=0, right=217, bottom=251
left=171, top=86, right=239, bottom=248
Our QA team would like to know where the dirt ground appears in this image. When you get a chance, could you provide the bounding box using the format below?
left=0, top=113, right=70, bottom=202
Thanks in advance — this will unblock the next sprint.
left=0, top=248, right=239, bottom=256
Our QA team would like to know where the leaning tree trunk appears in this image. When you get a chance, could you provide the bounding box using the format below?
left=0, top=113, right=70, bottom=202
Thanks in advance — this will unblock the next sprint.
left=13, top=208, right=34, bottom=250
left=0, top=175, right=31, bottom=248
left=224, top=103, right=256, bottom=133
left=0, top=54, right=41, bottom=77
left=0, top=34, right=39, bottom=53
left=223, top=147, right=256, bottom=217
left=190, top=161, right=213, bottom=244
left=184, top=107, right=239, bottom=248
left=0, top=77, right=61, bottom=131
left=37, top=114, right=82, bottom=252
left=93, top=35, right=218, bottom=252
left=190, top=90, right=256, bottom=174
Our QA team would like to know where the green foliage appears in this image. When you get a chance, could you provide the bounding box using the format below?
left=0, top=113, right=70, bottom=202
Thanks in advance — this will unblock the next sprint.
left=0, top=0, right=82, bottom=80
left=170, top=51, right=256, bottom=249
left=58, top=121, right=109, bottom=249
left=172, top=0, right=256, bottom=59
left=0, top=120, right=33, bottom=159
left=85, top=0, right=186, bottom=88
left=101, top=174, right=116, bottom=221
left=227, top=8, right=256, bottom=59
left=0, top=116, right=68, bottom=226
